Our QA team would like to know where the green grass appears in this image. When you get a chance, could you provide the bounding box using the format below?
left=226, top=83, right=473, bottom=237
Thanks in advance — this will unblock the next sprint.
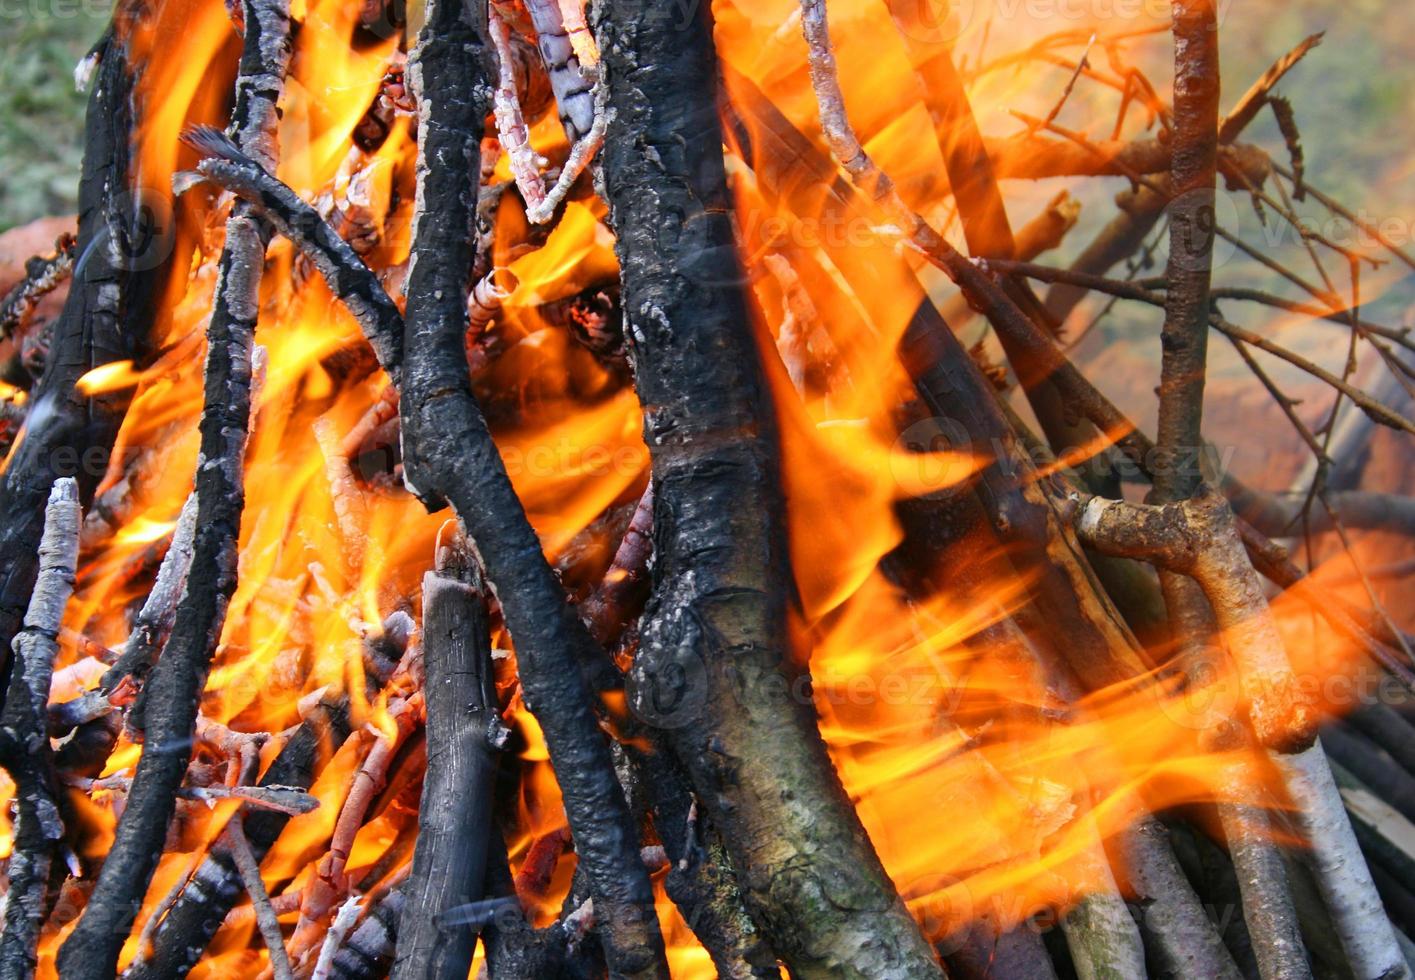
left=0, top=4, right=109, bottom=232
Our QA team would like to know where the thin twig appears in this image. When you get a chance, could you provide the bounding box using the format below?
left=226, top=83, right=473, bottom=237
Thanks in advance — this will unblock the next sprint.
left=225, top=812, right=295, bottom=980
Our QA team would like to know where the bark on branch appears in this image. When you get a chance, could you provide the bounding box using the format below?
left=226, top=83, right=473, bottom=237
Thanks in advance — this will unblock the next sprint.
left=397, top=1, right=667, bottom=974
left=598, top=3, right=942, bottom=977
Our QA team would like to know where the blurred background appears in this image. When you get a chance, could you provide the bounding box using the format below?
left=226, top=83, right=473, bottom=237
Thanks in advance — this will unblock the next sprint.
left=0, top=0, right=1411, bottom=231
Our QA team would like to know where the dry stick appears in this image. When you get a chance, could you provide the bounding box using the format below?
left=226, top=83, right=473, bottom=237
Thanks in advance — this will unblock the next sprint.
left=0, top=478, right=80, bottom=978
left=56, top=4, right=294, bottom=973
left=224, top=812, right=296, bottom=980
left=1003, top=260, right=1413, bottom=359
left=1218, top=32, right=1323, bottom=143
left=1059, top=830, right=1148, bottom=980
left=340, top=385, right=399, bottom=458
left=1272, top=162, right=1415, bottom=274
left=1045, top=27, right=1321, bottom=327
left=399, top=1, right=667, bottom=975
left=313, top=417, right=370, bottom=568
left=982, top=260, right=1415, bottom=438
left=122, top=701, right=349, bottom=980
left=292, top=696, right=421, bottom=957
left=1213, top=315, right=1415, bottom=436
left=979, top=132, right=1266, bottom=183
left=1074, top=490, right=1408, bottom=979
left=391, top=549, right=500, bottom=979
left=601, top=3, right=941, bottom=977
left=0, top=234, right=77, bottom=341
left=1148, top=12, right=1315, bottom=972
left=1153, top=0, right=1218, bottom=504
left=972, top=257, right=1415, bottom=672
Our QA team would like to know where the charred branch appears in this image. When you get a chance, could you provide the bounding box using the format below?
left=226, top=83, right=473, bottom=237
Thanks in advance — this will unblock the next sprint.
left=177, top=132, right=404, bottom=382
left=0, top=235, right=77, bottom=344
left=0, top=25, right=172, bottom=681
left=600, top=2, right=941, bottom=976
left=397, top=0, right=667, bottom=974
left=0, top=479, right=80, bottom=978
left=58, top=3, right=293, bottom=973
left=125, top=701, right=349, bottom=980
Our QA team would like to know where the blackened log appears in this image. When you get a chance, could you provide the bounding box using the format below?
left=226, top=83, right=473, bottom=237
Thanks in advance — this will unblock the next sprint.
left=595, top=4, right=940, bottom=977
left=0, top=234, right=76, bottom=343
left=122, top=701, right=348, bottom=980
left=392, top=557, right=499, bottom=979
left=57, top=3, right=293, bottom=973
left=397, top=1, right=666, bottom=975
left=180, top=132, right=403, bottom=382
left=0, top=26, right=170, bottom=682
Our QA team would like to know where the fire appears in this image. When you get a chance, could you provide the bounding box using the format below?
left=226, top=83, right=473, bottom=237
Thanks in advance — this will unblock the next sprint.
left=3, top=0, right=1395, bottom=976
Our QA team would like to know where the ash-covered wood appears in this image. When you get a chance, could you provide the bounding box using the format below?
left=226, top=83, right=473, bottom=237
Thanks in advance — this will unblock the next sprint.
left=597, top=2, right=941, bottom=976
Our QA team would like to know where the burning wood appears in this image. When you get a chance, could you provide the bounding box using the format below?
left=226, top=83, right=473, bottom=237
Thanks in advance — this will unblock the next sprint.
left=0, top=0, right=1412, bottom=978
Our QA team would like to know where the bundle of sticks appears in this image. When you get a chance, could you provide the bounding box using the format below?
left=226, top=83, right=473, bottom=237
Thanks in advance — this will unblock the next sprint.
left=0, top=0, right=1413, bottom=977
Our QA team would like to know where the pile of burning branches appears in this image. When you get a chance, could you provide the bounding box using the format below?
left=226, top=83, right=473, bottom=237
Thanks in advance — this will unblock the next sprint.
left=0, top=0, right=1413, bottom=976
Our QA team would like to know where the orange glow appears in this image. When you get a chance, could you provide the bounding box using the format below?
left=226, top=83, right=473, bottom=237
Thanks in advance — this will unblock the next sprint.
left=22, top=1, right=1388, bottom=977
